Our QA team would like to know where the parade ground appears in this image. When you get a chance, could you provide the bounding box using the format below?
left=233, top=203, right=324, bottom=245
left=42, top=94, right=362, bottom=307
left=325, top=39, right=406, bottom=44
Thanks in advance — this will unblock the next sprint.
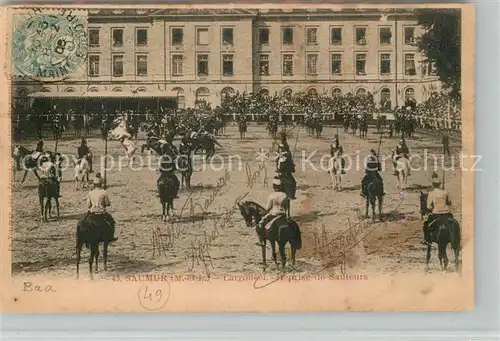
left=11, top=124, right=463, bottom=279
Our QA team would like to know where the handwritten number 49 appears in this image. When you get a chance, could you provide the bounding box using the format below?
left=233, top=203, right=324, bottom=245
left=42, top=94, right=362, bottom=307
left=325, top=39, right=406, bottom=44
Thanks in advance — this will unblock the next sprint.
left=143, top=286, right=162, bottom=302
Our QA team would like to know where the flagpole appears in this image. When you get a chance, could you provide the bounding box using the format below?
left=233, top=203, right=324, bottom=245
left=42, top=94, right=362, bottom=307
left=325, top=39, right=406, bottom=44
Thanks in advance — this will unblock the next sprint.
left=103, top=104, right=108, bottom=189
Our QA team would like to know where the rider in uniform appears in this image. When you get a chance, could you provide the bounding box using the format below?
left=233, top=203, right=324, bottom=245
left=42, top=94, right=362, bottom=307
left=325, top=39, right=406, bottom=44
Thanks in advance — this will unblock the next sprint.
left=77, top=138, right=93, bottom=173
left=277, top=132, right=290, bottom=155
left=330, top=134, right=346, bottom=174
left=361, top=149, right=385, bottom=197
left=394, top=137, right=410, bottom=175
left=85, top=176, right=118, bottom=242
left=276, top=143, right=296, bottom=200
left=421, top=173, right=454, bottom=246
left=157, top=153, right=180, bottom=199
left=255, top=176, right=289, bottom=247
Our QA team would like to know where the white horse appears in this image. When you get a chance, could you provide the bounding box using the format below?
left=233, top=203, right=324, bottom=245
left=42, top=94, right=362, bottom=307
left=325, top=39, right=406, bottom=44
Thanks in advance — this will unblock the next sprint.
left=74, top=155, right=90, bottom=189
left=327, top=150, right=343, bottom=191
left=392, top=150, right=410, bottom=191
left=109, top=115, right=138, bottom=166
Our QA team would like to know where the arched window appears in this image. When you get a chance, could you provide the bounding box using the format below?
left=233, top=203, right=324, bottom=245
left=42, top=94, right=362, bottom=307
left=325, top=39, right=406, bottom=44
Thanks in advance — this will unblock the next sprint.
left=112, top=87, right=123, bottom=92
left=195, top=87, right=210, bottom=103
left=259, top=88, right=270, bottom=97
left=307, top=88, right=318, bottom=97
left=380, top=87, right=391, bottom=109
left=221, top=87, right=235, bottom=103
left=88, top=87, right=99, bottom=92
left=355, top=87, right=367, bottom=97
left=172, top=87, right=185, bottom=109
left=331, top=88, right=342, bottom=97
left=405, top=87, right=415, bottom=101
left=137, top=87, right=147, bottom=92
left=65, top=87, right=75, bottom=92
left=41, top=88, right=51, bottom=92
left=282, top=88, right=293, bottom=99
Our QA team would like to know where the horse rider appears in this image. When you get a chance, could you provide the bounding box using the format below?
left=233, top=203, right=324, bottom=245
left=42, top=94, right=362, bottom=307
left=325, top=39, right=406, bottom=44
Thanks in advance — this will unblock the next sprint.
left=77, top=138, right=93, bottom=173
left=157, top=153, right=180, bottom=199
left=39, top=152, right=62, bottom=198
left=85, top=176, right=118, bottom=243
left=330, top=134, right=346, bottom=174
left=276, top=146, right=297, bottom=200
left=361, top=149, right=385, bottom=197
left=255, top=176, right=290, bottom=247
left=32, top=139, right=44, bottom=160
left=421, top=173, right=454, bottom=246
left=394, top=137, right=410, bottom=175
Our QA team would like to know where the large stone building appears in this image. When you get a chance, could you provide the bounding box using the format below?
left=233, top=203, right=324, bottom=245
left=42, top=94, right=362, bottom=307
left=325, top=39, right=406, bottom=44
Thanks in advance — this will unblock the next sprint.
left=12, top=8, right=442, bottom=112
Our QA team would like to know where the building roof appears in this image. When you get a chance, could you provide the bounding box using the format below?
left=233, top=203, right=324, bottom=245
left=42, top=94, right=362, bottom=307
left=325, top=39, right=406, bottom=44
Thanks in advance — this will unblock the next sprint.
left=86, top=7, right=415, bottom=19
left=28, top=90, right=179, bottom=99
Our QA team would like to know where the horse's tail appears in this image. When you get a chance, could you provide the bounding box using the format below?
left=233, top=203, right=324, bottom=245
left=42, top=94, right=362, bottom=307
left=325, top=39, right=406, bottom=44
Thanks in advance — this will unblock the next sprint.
left=449, top=219, right=461, bottom=251
left=288, top=219, right=302, bottom=250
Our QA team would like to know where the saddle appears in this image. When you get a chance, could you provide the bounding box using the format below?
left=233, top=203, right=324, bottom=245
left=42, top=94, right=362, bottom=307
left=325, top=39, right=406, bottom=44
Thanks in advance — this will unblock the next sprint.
left=428, top=215, right=457, bottom=229
left=264, top=215, right=287, bottom=231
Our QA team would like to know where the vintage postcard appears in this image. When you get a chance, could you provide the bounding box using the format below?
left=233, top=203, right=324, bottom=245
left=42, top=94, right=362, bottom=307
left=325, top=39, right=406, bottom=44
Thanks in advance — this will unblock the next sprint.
left=0, top=4, right=474, bottom=312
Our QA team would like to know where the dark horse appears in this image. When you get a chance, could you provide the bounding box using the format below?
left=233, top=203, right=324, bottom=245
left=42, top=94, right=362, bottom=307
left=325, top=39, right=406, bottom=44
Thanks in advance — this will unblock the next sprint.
left=419, top=192, right=461, bottom=271
left=76, top=215, right=115, bottom=279
left=158, top=175, right=178, bottom=221
left=177, top=144, right=193, bottom=189
left=191, top=134, right=222, bottom=158
left=365, top=176, right=383, bottom=221
left=39, top=176, right=60, bottom=222
left=13, top=145, right=40, bottom=181
left=238, top=120, right=247, bottom=139
left=237, top=200, right=301, bottom=270
left=359, top=120, right=368, bottom=139
left=141, top=136, right=176, bottom=156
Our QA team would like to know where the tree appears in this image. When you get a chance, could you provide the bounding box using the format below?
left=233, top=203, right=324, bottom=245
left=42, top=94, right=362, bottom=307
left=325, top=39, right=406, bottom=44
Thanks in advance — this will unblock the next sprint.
left=416, top=9, right=461, bottom=100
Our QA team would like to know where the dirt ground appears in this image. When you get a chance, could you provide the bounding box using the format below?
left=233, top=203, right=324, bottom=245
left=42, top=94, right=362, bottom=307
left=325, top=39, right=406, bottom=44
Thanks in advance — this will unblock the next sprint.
left=11, top=124, right=462, bottom=280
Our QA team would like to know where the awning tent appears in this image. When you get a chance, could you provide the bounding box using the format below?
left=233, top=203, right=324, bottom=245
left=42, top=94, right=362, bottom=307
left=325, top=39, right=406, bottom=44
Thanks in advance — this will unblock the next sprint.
left=28, top=90, right=180, bottom=99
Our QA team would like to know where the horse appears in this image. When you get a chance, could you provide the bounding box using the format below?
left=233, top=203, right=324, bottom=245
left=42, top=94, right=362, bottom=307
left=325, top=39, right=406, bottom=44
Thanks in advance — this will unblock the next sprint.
left=38, top=165, right=61, bottom=222
left=13, top=145, right=49, bottom=182
left=359, top=120, right=368, bottom=139
left=343, top=117, right=350, bottom=133
left=141, top=135, right=169, bottom=156
left=238, top=120, right=247, bottom=139
left=267, top=120, right=278, bottom=139
left=191, top=134, right=221, bottom=158
left=350, top=119, right=358, bottom=136
left=177, top=145, right=193, bottom=189
left=74, top=155, right=91, bottom=190
left=158, top=175, right=179, bottom=222
left=392, top=150, right=410, bottom=191
left=236, top=200, right=301, bottom=271
left=76, top=215, right=115, bottom=280
left=365, top=176, right=384, bottom=221
left=108, top=116, right=138, bottom=166
left=327, top=150, right=343, bottom=191
left=314, top=119, right=323, bottom=138
left=420, top=196, right=461, bottom=271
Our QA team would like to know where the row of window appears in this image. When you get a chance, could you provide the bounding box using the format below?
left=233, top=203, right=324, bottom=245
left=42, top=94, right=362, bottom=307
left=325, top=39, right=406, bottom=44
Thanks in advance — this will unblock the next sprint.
left=88, top=53, right=426, bottom=77
left=87, top=25, right=416, bottom=48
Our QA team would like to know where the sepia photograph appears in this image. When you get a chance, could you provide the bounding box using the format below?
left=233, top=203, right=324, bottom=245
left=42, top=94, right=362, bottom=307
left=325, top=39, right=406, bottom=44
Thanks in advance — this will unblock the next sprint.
left=1, top=4, right=474, bottom=312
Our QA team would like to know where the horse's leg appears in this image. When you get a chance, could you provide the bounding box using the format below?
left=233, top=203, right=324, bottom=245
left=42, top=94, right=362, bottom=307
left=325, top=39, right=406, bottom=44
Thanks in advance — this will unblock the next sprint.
left=271, top=241, right=279, bottom=270
left=378, top=196, right=383, bottom=220
left=279, top=242, right=287, bottom=270
left=441, top=241, right=449, bottom=271
left=371, top=198, right=376, bottom=222
left=161, top=201, right=166, bottom=222
left=89, top=244, right=97, bottom=280
left=76, top=241, right=83, bottom=279
left=365, top=197, right=369, bottom=218
left=261, top=243, right=267, bottom=270
left=103, top=242, right=108, bottom=271
left=21, top=170, right=28, bottom=183
left=55, top=198, right=60, bottom=219
left=437, top=241, right=444, bottom=270
left=291, top=246, right=296, bottom=268
left=39, top=195, right=45, bottom=221
left=94, top=244, right=100, bottom=273
left=425, top=244, right=432, bottom=271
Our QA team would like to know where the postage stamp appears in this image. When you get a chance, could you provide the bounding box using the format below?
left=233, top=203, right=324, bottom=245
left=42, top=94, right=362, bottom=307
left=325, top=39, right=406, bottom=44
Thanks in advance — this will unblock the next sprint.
left=0, top=4, right=474, bottom=313
left=11, top=9, right=88, bottom=81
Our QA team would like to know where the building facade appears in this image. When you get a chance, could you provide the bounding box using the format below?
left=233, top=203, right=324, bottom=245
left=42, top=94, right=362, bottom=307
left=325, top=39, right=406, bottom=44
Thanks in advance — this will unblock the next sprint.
left=12, top=8, right=442, bottom=112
